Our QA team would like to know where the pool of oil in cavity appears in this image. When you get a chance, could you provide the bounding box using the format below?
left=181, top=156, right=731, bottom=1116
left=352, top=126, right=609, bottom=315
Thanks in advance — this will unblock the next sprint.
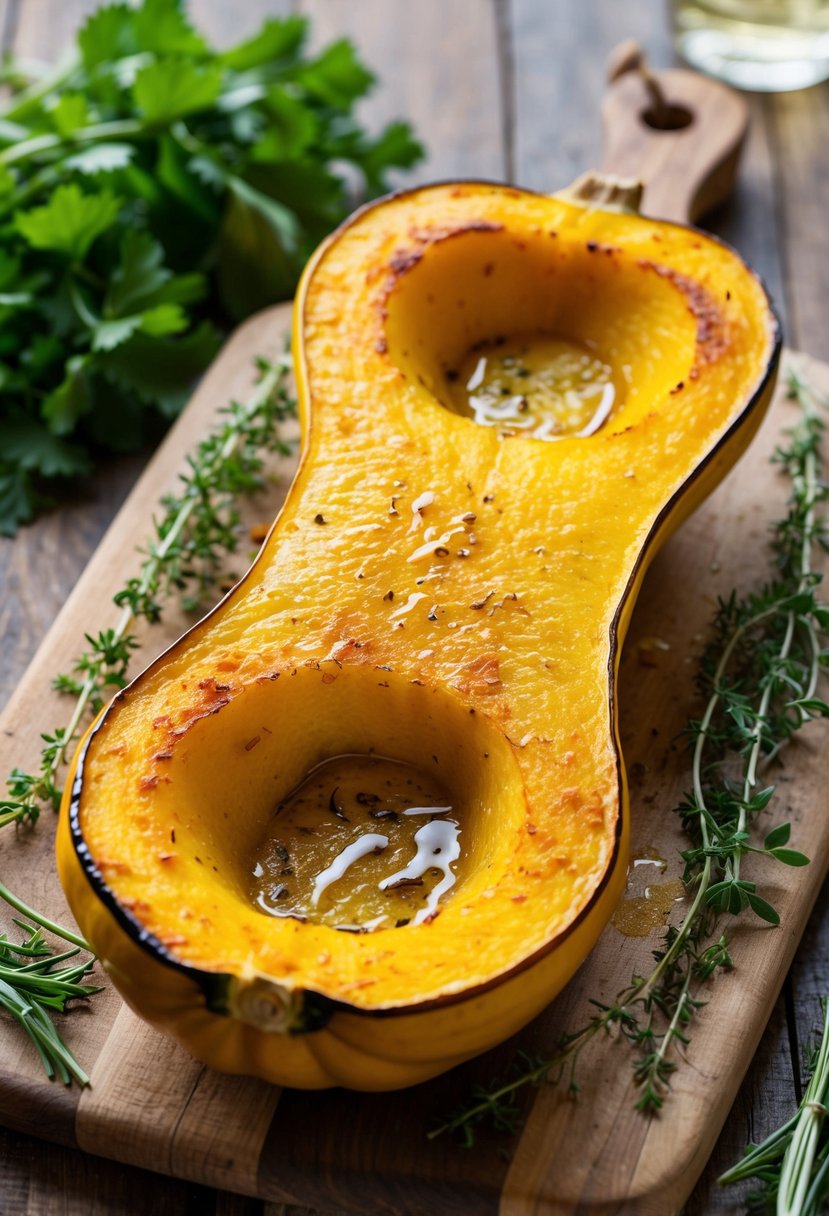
left=249, top=755, right=461, bottom=932
left=445, top=333, right=620, bottom=439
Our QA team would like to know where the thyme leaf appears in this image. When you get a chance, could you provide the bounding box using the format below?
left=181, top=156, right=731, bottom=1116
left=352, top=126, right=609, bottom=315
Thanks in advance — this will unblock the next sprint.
left=430, top=367, right=829, bottom=1145
left=1, top=353, right=296, bottom=830
left=1, top=352, right=297, bottom=1084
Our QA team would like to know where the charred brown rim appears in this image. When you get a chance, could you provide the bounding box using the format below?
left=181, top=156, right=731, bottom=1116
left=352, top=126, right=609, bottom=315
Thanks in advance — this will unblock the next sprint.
left=68, top=178, right=783, bottom=1028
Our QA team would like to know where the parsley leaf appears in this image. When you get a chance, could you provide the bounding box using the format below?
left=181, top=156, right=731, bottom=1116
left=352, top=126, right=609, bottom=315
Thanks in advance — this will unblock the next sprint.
left=0, top=3, right=423, bottom=532
left=15, top=185, right=122, bottom=261
left=132, top=59, right=223, bottom=123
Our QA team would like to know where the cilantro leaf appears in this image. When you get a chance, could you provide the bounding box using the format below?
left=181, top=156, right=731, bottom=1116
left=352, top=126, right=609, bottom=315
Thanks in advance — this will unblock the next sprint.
left=297, top=40, right=375, bottom=108
left=132, top=0, right=208, bottom=58
left=217, top=177, right=300, bottom=319
left=16, top=184, right=122, bottom=261
left=77, top=5, right=136, bottom=69
left=50, top=93, right=90, bottom=138
left=132, top=60, right=223, bottom=123
left=0, top=417, right=91, bottom=477
left=92, top=316, right=142, bottom=352
left=139, top=303, right=187, bottom=336
left=42, top=357, right=91, bottom=434
left=155, top=134, right=219, bottom=223
left=100, top=323, right=221, bottom=417
left=93, top=303, right=186, bottom=351
left=219, top=16, right=307, bottom=72
left=358, top=121, right=425, bottom=193
left=252, top=88, right=317, bottom=162
left=107, top=230, right=170, bottom=316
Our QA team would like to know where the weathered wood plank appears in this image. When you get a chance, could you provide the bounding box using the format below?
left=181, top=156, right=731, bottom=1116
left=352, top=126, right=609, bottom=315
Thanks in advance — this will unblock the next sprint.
left=683, top=991, right=798, bottom=1213
left=511, top=0, right=674, bottom=192
left=76, top=1008, right=281, bottom=1196
left=189, top=0, right=292, bottom=49
left=300, top=0, right=506, bottom=183
left=769, top=86, right=829, bottom=362
left=711, top=94, right=788, bottom=339
left=1, top=0, right=17, bottom=54
left=11, top=0, right=98, bottom=58
left=4, top=1125, right=217, bottom=1216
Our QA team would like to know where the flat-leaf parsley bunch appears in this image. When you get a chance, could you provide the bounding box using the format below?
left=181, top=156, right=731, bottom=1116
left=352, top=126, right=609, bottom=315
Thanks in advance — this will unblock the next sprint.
left=0, top=0, right=422, bottom=533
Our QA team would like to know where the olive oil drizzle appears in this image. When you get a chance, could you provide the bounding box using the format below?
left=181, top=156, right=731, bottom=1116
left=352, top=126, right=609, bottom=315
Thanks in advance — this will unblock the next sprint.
left=445, top=333, right=620, bottom=439
left=249, top=756, right=462, bottom=931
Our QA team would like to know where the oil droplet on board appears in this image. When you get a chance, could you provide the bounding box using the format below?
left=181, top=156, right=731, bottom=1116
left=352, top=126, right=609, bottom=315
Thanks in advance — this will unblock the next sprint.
left=612, top=879, right=686, bottom=938
left=443, top=333, right=621, bottom=439
left=248, top=755, right=461, bottom=932
left=611, top=845, right=683, bottom=938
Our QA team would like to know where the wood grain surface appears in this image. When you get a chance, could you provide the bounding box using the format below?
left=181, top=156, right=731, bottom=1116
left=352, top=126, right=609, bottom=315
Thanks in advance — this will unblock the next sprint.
left=2, top=1, right=829, bottom=1214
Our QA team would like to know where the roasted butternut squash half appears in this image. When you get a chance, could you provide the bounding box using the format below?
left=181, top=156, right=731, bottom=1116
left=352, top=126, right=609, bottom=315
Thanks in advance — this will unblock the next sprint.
left=58, top=179, right=780, bottom=1090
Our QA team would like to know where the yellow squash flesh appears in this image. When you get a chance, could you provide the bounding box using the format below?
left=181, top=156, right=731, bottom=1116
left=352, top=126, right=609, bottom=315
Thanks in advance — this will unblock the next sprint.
left=57, top=181, right=780, bottom=1090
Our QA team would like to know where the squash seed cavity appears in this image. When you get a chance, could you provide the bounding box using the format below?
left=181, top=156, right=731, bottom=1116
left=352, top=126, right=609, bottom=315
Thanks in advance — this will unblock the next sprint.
left=443, top=333, right=621, bottom=439
left=249, top=755, right=461, bottom=931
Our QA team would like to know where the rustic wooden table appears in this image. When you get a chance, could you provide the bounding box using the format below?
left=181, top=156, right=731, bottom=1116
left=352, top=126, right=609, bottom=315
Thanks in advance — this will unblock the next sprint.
left=2, top=1, right=828, bottom=1212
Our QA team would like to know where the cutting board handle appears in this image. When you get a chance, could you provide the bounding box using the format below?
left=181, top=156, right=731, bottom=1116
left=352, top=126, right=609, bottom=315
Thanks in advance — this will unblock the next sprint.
left=600, top=39, right=748, bottom=226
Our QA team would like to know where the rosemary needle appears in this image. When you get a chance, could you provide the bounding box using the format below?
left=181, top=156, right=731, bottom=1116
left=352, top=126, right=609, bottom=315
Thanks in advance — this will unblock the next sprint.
left=0, top=920, right=100, bottom=1086
left=720, top=998, right=829, bottom=1216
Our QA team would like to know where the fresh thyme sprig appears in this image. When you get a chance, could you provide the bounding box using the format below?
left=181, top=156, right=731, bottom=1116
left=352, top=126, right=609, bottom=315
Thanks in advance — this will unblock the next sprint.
left=0, top=351, right=297, bottom=1085
left=719, top=998, right=829, bottom=1216
left=0, top=353, right=296, bottom=830
left=430, top=368, right=829, bottom=1144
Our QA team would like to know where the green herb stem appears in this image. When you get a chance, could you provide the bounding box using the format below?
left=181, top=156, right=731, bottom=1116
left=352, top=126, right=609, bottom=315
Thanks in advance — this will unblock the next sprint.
left=0, top=353, right=297, bottom=1085
left=430, top=368, right=828, bottom=1144
left=720, top=998, right=829, bottom=1215
left=55, top=352, right=285, bottom=769
left=0, top=921, right=99, bottom=1086
left=0, top=882, right=90, bottom=951
left=778, top=1000, right=829, bottom=1216
left=0, top=117, right=144, bottom=166
left=1, top=352, right=294, bottom=831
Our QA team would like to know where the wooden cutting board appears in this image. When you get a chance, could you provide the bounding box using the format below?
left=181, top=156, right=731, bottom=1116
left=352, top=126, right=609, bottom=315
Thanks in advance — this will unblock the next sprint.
left=1, top=295, right=828, bottom=1213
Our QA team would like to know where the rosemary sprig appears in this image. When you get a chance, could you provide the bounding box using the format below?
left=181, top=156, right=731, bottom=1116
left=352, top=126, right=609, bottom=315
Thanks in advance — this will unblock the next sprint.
left=430, top=368, right=829, bottom=1144
left=719, top=998, right=829, bottom=1216
left=0, top=909, right=100, bottom=1087
left=0, top=353, right=296, bottom=830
